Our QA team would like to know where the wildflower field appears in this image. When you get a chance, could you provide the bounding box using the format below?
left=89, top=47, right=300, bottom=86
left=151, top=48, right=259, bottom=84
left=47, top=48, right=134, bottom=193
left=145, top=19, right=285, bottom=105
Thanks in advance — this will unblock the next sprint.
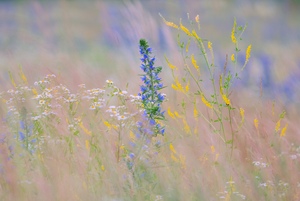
left=1, top=1, right=300, bottom=201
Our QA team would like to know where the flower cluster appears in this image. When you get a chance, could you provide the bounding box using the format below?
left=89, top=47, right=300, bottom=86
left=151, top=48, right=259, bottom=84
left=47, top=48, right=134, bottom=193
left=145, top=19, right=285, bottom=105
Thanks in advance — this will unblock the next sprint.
left=138, top=39, right=165, bottom=136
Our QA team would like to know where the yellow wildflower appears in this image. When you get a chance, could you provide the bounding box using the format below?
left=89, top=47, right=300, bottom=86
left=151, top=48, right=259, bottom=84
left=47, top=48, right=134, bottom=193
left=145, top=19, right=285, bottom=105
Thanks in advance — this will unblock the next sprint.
left=240, top=108, right=245, bottom=123
left=172, top=77, right=185, bottom=92
left=79, top=122, right=92, bottom=136
left=201, top=93, right=213, bottom=109
left=231, top=54, right=235, bottom=62
left=174, top=111, right=183, bottom=118
left=167, top=108, right=175, bottom=119
left=104, top=121, right=111, bottom=129
left=231, top=18, right=237, bottom=44
left=208, top=41, right=212, bottom=49
left=101, top=164, right=105, bottom=171
left=280, top=124, right=288, bottom=137
left=193, top=106, right=198, bottom=119
left=32, top=88, right=38, bottom=96
left=182, top=119, right=191, bottom=133
left=192, top=30, right=200, bottom=41
left=185, top=82, right=189, bottom=93
left=219, top=75, right=231, bottom=106
left=275, top=119, right=281, bottom=132
left=129, top=131, right=136, bottom=141
left=159, top=14, right=179, bottom=29
left=221, top=94, right=231, bottom=106
left=169, top=143, right=177, bottom=154
left=19, top=66, right=28, bottom=85
left=180, top=20, right=192, bottom=36
left=245, top=44, right=252, bottom=62
left=191, top=54, right=199, bottom=71
left=254, top=118, right=259, bottom=129
left=164, top=56, right=177, bottom=70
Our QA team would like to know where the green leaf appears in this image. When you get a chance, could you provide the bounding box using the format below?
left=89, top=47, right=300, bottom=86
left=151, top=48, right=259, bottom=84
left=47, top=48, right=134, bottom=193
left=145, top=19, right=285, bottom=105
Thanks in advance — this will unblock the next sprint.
left=279, top=110, right=286, bottom=119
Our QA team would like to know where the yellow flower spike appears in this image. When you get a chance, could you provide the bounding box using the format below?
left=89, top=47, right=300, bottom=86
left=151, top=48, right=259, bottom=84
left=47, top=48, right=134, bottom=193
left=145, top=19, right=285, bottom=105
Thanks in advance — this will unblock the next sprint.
left=219, top=75, right=231, bottom=106
left=191, top=54, right=199, bottom=71
left=231, top=54, right=235, bottom=62
left=172, top=77, right=185, bottom=92
left=129, top=131, right=136, bottom=141
left=240, top=108, right=245, bottom=123
left=231, top=18, right=237, bottom=44
left=167, top=108, right=175, bottom=119
left=19, top=66, right=28, bottom=85
left=280, top=123, right=288, bottom=137
left=101, top=165, right=105, bottom=171
left=169, top=143, right=177, bottom=154
left=192, top=30, right=200, bottom=41
left=201, top=93, right=213, bottom=109
left=182, top=119, right=191, bottom=133
left=171, top=83, right=178, bottom=91
left=208, top=41, right=215, bottom=65
left=275, top=119, right=281, bottom=132
left=32, top=88, right=38, bottom=96
left=180, top=20, right=192, bottom=36
left=159, top=14, right=179, bottom=29
left=221, top=93, right=231, bottom=106
left=104, top=121, right=112, bottom=130
left=245, top=44, right=252, bottom=62
left=174, top=111, right=183, bottom=118
left=208, top=41, right=212, bottom=49
left=79, top=122, right=92, bottom=136
left=185, top=82, right=189, bottom=93
left=193, top=106, right=198, bottom=119
left=85, top=140, right=90, bottom=151
left=254, top=118, right=259, bottom=129
left=164, top=56, right=177, bottom=70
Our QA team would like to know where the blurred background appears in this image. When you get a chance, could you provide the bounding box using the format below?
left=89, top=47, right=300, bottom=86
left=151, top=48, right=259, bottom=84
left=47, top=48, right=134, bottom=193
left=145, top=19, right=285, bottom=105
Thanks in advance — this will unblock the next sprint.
left=0, top=0, right=299, bottom=105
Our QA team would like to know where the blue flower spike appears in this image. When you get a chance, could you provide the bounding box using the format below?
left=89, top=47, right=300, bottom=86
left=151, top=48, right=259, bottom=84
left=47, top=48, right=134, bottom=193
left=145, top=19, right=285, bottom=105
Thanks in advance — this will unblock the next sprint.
left=138, top=39, right=165, bottom=136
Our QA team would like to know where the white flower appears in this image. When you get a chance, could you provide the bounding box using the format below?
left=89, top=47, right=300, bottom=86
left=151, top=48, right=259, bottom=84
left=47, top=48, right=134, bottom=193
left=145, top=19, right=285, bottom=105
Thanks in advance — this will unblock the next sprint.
left=106, top=80, right=113, bottom=84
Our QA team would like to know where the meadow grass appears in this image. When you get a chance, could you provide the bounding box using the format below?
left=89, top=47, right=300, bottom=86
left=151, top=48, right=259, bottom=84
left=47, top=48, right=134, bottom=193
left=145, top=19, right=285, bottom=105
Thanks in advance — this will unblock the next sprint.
left=0, top=14, right=299, bottom=201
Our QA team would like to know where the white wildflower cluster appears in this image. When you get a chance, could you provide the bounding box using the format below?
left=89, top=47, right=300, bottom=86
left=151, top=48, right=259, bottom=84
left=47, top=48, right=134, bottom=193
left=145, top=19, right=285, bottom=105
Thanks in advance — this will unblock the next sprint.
left=33, top=74, right=56, bottom=86
left=252, top=160, right=269, bottom=168
left=68, top=117, right=82, bottom=134
left=82, top=88, right=106, bottom=110
left=106, top=105, right=130, bottom=121
left=257, top=180, right=274, bottom=189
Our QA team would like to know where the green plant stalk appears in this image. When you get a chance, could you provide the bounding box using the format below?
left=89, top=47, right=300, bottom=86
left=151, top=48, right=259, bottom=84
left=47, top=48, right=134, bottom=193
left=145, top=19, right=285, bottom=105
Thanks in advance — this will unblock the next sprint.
left=191, top=36, right=227, bottom=143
